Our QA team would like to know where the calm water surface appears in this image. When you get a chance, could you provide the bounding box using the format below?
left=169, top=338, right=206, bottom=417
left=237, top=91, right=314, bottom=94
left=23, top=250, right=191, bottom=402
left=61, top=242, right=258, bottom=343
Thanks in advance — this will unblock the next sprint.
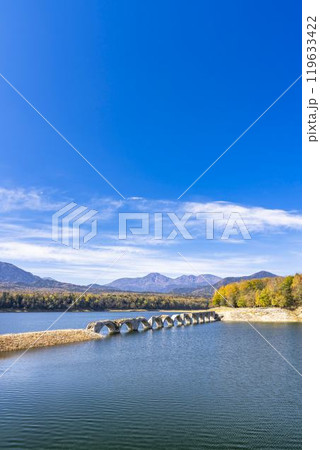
left=0, top=312, right=302, bottom=449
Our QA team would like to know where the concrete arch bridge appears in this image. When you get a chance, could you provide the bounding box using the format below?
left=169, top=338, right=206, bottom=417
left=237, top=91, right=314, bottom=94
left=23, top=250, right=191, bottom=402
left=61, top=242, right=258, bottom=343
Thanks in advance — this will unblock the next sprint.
left=86, top=311, right=220, bottom=335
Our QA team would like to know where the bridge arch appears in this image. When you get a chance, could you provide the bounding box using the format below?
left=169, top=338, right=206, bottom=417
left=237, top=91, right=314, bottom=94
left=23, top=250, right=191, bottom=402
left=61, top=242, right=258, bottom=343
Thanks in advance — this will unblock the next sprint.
left=148, top=316, right=163, bottom=329
left=117, top=318, right=140, bottom=333
left=171, top=314, right=183, bottom=326
left=137, top=317, right=152, bottom=331
left=86, top=320, right=119, bottom=335
left=161, top=315, right=174, bottom=327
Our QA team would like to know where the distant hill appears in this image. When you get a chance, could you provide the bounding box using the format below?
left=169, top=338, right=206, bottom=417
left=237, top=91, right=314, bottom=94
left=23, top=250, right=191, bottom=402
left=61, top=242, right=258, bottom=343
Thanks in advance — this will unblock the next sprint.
left=0, top=261, right=278, bottom=296
left=0, top=261, right=115, bottom=293
left=105, top=272, right=222, bottom=293
left=189, top=271, right=278, bottom=297
left=0, top=261, right=42, bottom=284
left=213, top=271, right=277, bottom=288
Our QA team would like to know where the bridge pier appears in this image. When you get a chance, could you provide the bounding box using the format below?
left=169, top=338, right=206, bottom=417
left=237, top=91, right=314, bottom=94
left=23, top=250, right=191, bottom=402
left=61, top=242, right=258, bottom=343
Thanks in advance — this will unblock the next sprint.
left=183, top=313, right=192, bottom=325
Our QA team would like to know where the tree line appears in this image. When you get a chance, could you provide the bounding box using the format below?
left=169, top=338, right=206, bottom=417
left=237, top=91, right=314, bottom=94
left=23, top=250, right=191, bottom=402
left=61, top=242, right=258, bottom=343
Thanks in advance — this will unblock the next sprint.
left=0, top=291, right=209, bottom=311
left=211, top=274, right=302, bottom=309
left=0, top=275, right=302, bottom=311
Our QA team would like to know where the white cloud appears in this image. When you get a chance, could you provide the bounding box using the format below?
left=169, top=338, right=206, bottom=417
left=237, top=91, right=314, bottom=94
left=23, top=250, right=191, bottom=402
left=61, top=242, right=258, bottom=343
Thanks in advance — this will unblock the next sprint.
left=0, top=187, right=60, bottom=212
left=181, top=201, right=302, bottom=231
left=0, top=240, right=274, bottom=284
left=0, top=222, right=53, bottom=240
left=100, top=198, right=301, bottom=233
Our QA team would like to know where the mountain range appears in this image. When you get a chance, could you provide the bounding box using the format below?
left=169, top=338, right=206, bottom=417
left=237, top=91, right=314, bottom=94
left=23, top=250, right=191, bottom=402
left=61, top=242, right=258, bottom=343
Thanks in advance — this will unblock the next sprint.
left=106, top=272, right=222, bottom=293
left=0, top=261, right=277, bottom=296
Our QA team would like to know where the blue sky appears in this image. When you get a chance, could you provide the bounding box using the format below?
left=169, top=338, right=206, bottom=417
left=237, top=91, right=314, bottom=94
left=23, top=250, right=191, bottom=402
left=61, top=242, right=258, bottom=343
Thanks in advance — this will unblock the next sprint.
left=0, top=0, right=301, bottom=284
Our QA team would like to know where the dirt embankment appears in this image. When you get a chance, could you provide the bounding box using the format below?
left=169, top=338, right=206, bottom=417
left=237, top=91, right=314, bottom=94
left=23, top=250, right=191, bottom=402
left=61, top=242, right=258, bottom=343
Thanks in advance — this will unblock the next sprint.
left=213, top=307, right=302, bottom=322
left=0, top=329, right=102, bottom=353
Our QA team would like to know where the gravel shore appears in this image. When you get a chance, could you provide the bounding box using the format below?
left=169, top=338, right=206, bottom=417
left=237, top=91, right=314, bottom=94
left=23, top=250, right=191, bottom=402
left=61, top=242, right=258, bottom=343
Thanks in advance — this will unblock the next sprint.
left=213, top=307, right=302, bottom=322
left=0, top=329, right=102, bottom=353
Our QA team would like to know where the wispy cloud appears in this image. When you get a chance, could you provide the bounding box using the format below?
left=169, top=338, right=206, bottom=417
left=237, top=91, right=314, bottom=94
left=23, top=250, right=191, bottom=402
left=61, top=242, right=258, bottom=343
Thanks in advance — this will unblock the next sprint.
left=0, top=240, right=273, bottom=283
left=183, top=201, right=302, bottom=231
left=0, top=187, right=301, bottom=233
left=0, top=187, right=61, bottom=212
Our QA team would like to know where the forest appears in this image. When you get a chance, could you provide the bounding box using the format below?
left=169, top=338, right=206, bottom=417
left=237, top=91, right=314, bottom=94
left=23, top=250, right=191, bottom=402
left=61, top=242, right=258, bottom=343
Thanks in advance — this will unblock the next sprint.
left=0, top=275, right=302, bottom=311
left=211, top=274, right=302, bottom=308
left=0, top=291, right=208, bottom=311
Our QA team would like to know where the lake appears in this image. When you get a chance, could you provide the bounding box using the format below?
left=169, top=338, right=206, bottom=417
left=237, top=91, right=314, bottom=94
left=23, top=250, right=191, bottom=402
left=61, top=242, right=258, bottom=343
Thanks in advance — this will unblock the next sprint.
left=0, top=312, right=302, bottom=449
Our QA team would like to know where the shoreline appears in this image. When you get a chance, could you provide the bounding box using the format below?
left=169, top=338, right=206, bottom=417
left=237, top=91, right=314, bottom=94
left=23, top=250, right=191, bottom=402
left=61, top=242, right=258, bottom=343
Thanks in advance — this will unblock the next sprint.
left=0, top=308, right=207, bottom=313
left=213, top=307, right=302, bottom=322
left=0, top=306, right=302, bottom=321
